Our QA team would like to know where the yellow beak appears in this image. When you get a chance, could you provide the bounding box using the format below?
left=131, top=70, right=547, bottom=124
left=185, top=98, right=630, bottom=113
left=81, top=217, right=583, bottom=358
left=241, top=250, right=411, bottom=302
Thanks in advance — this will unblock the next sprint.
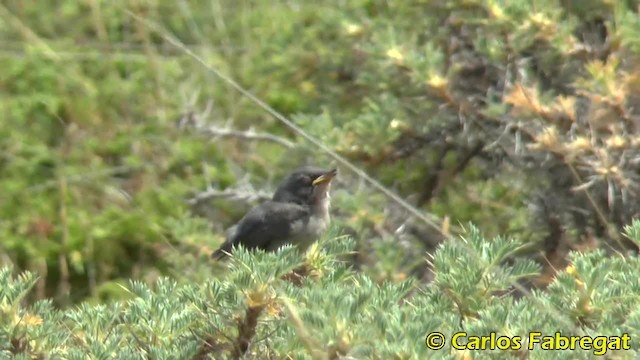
left=312, top=168, right=337, bottom=186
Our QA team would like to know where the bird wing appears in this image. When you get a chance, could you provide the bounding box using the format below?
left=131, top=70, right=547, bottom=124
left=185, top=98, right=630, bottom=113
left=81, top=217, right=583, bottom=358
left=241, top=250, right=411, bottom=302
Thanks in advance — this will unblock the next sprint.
left=212, top=201, right=309, bottom=259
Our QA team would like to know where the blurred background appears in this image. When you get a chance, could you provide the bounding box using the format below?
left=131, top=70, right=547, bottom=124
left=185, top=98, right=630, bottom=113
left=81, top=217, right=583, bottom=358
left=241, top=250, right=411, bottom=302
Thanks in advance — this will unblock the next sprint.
left=2, top=0, right=640, bottom=306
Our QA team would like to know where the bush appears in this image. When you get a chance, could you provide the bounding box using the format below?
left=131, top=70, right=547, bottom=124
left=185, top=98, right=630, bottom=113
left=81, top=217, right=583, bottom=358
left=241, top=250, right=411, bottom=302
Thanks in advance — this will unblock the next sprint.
left=2, top=223, right=640, bottom=359
left=3, top=0, right=640, bottom=358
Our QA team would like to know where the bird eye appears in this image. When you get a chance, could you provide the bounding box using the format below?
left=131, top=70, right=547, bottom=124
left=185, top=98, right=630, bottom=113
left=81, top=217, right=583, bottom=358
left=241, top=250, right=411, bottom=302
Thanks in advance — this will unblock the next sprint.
left=299, top=175, right=311, bottom=184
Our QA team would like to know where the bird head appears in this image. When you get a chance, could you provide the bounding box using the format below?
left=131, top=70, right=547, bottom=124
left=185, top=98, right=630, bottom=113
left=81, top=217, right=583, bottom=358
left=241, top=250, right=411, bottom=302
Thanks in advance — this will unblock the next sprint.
left=273, top=166, right=337, bottom=206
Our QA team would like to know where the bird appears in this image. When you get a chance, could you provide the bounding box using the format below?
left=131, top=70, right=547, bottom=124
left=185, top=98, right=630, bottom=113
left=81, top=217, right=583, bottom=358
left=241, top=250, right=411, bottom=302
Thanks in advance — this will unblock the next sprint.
left=211, top=166, right=337, bottom=259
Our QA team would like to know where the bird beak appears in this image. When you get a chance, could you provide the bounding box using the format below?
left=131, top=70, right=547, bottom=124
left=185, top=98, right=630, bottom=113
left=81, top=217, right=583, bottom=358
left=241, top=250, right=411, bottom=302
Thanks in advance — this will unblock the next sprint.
left=312, top=168, right=337, bottom=186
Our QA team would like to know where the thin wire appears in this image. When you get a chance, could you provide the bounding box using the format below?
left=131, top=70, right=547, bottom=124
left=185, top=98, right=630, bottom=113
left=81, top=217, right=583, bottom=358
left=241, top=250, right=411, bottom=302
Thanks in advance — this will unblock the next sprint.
left=124, top=10, right=446, bottom=236
left=124, top=8, right=583, bottom=335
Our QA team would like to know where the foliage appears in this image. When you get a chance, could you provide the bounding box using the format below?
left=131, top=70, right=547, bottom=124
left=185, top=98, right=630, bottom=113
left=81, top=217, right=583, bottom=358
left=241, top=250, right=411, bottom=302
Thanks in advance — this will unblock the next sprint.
left=3, top=1, right=640, bottom=358
left=2, top=225, right=640, bottom=359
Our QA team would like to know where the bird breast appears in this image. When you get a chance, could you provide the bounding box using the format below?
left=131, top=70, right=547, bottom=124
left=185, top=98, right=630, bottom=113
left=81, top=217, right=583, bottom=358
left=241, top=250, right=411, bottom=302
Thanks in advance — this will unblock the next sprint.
left=291, top=213, right=329, bottom=237
left=289, top=198, right=331, bottom=249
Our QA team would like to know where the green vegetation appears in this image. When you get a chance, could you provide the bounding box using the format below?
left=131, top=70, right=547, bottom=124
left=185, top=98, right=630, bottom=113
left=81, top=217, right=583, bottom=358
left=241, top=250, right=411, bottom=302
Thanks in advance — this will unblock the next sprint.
left=2, top=0, right=640, bottom=358
left=2, top=224, right=640, bottom=359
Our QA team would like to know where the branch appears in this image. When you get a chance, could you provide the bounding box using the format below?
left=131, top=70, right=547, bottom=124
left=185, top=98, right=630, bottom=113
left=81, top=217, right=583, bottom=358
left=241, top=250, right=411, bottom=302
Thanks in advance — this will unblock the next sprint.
left=187, top=187, right=271, bottom=206
left=231, top=304, right=265, bottom=359
left=177, top=110, right=295, bottom=148
left=201, top=126, right=295, bottom=148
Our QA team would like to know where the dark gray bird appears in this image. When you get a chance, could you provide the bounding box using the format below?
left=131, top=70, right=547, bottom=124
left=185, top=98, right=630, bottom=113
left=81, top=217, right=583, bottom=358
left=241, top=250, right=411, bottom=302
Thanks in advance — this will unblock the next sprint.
left=212, top=166, right=337, bottom=259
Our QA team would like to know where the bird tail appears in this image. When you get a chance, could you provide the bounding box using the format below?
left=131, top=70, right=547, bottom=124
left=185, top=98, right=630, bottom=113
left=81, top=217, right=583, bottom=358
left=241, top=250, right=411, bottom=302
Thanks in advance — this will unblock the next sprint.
left=211, top=243, right=231, bottom=260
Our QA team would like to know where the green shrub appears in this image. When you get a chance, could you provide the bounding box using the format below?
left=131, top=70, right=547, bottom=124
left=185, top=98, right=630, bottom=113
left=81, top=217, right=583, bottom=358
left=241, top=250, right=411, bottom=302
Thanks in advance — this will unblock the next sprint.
left=2, top=224, right=639, bottom=359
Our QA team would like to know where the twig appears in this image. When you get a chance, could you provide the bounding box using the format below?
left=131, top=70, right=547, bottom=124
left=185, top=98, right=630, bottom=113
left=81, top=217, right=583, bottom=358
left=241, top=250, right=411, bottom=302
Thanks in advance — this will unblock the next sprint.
left=57, top=173, right=71, bottom=305
left=417, top=143, right=451, bottom=206
left=0, top=165, right=136, bottom=200
left=281, top=299, right=328, bottom=360
left=177, top=110, right=295, bottom=148
left=231, top=304, right=265, bottom=359
left=567, top=165, right=626, bottom=253
left=187, top=187, right=271, bottom=206
left=201, top=126, right=295, bottom=148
